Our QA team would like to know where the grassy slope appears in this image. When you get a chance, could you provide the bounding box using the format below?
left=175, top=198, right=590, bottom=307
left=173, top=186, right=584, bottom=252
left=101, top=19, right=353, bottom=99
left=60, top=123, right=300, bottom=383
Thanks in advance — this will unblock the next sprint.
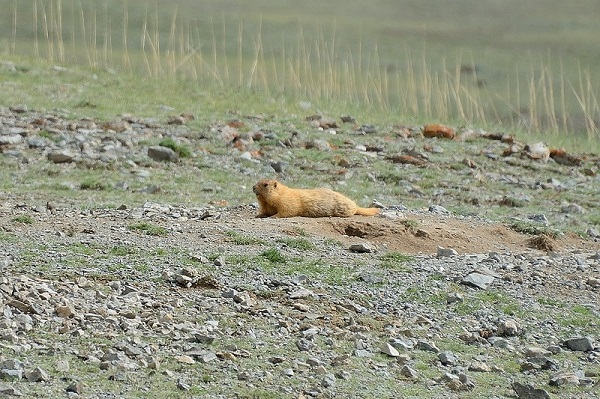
left=1, top=0, right=599, bottom=143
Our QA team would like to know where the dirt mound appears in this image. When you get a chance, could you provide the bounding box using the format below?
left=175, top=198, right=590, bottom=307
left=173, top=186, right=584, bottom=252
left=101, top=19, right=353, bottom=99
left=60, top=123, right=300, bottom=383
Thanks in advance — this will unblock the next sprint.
left=255, top=212, right=599, bottom=255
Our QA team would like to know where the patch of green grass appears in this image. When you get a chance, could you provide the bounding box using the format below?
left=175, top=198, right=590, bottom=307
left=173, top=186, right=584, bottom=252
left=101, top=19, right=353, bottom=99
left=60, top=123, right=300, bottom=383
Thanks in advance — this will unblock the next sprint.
left=38, top=130, right=61, bottom=143
left=110, top=245, right=137, bottom=256
left=224, top=254, right=254, bottom=267
left=324, top=237, right=344, bottom=247
left=225, top=230, right=266, bottom=245
left=158, top=137, right=192, bottom=158
left=455, top=290, right=523, bottom=317
left=151, top=248, right=168, bottom=256
left=537, top=297, right=564, bottom=307
left=12, top=215, right=34, bottom=224
left=399, top=219, right=420, bottom=232
left=235, top=389, right=281, bottom=399
left=68, top=243, right=98, bottom=256
left=559, top=305, right=596, bottom=328
left=80, top=178, right=108, bottom=191
left=260, top=248, right=287, bottom=263
left=589, top=213, right=600, bottom=226
left=127, top=222, right=168, bottom=236
left=379, top=251, right=414, bottom=272
left=276, top=237, right=315, bottom=251
left=509, top=220, right=561, bottom=238
left=0, top=231, right=18, bottom=242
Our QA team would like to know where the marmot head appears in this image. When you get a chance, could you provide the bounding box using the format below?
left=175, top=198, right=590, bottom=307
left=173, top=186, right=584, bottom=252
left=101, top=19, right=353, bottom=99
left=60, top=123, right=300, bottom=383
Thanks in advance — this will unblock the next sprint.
left=253, top=179, right=279, bottom=196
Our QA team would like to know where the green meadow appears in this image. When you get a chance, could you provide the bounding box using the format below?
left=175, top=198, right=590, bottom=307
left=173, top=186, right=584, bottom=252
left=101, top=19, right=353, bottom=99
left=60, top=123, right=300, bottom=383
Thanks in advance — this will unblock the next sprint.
left=1, top=0, right=599, bottom=147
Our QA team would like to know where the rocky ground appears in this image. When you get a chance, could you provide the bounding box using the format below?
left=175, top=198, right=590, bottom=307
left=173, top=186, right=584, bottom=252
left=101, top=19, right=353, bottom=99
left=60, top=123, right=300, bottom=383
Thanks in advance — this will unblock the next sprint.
left=0, top=105, right=599, bottom=398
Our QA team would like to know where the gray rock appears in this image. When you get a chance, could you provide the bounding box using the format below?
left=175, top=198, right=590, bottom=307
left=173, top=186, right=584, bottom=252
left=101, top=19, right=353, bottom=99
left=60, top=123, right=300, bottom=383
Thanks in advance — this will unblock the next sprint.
left=177, top=379, right=191, bottom=391
left=233, top=291, right=256, bottom=307
left=9, top=105, right=28, bottom=113
left=198, top=352, right=217, bottom=363
left=296, top=339, right=314, bottom=352
left=349, top=243, right=373, bottom=253
left=282, top=368, right=294, bottom=377
left=438, top=351, right=457, bottom=365
left=354, top=349, right=372, bottom=357
left=560, top=203, right=585, bottom=214
left=468, top=361, right=491, bottom=372
left=522, top=356, right=558, bottom=371
left=462, top=272, right=494, bottom=289
left=400, top=365, right=418, bottom=379
left=549, top=371, right=580, bottom=386
left=321, top=373, right=336, bottom=388
left=289, top=287, right=313, bottom=299
left=416, top=340, right=439, bottom=353
left=446, top=292, right=464, bottom=304
left=512, top=381, right=551, bottom=399
left=429, top=205, right=449, bottom=214
left=586, top=228, right=600, bottom=238
left=0, top=384, right=23, bottom=396
left=306, top=139, right=331, bottom=152
left=270, top=161, right=287, bottom=173
left=0, top=359, right=24, bottom=380
left=47, top=150, right=75, bottom=163
left=497, top=319, right=519, bottom=336
left=487, top=337, right=510, bottom=349
left=527, top=214, right=548, bottom=225
left=0, top=134, right=23, bottom=145
left=586, top=277, right=600, bottom=287
left=523, top=347, right=551, bottom=358
left=380, top=342, right=400, bottom=357
left=563, top=337, right=594, bottom=352
left=148, top=146, right=179, bottom=162
left=437, top=246, right=458, bottom=257
left=24, top=366, right=50, bottom=382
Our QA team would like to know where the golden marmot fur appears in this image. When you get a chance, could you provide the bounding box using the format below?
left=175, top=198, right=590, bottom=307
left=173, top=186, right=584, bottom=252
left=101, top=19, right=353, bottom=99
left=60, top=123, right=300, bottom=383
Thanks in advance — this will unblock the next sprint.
left=252, top=179, right=380, bottom=218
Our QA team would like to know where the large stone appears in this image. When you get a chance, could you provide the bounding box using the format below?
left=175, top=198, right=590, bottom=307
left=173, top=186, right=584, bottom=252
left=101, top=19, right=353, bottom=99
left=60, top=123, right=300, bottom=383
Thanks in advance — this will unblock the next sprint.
left=0, top=134, right=23, bottom=145
left=497, top=319, right=519, bottom=336
left=563, top=337, right=594, bottom=352
left=148, top=145, right=179, bottom=162
left=512, top=382, right=550, bottom=399
left=47, top=150, right=75, bottom=163
left=380, top=343, right=400, bottom=357
left=438, top=351, right=457, bottom=365
left=462, top=272, right=494, bottom=289
left=0, top=385, right=23, bottom=396
left=549, top=371, right=581, bottom=386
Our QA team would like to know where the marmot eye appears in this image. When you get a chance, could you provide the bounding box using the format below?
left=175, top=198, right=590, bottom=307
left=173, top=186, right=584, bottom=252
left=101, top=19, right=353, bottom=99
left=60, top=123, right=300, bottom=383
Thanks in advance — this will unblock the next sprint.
left=263, top=183, right=268, bottom=187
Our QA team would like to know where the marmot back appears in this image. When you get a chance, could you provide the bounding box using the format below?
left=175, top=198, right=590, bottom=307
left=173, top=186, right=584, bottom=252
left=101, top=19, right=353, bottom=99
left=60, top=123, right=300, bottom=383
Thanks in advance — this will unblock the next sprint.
left=252, top=179, right=379, bottom=218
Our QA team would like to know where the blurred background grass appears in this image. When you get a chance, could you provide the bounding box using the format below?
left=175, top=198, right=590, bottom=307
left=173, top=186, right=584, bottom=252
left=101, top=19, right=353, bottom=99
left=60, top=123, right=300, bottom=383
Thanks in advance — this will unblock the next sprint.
left=1, top=0, right=599, bottom=144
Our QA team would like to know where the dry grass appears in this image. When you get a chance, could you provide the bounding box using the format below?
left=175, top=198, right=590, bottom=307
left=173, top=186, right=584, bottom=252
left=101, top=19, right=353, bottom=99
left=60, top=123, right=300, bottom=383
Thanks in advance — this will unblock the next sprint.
left=5, top=0, right=600, bottom=139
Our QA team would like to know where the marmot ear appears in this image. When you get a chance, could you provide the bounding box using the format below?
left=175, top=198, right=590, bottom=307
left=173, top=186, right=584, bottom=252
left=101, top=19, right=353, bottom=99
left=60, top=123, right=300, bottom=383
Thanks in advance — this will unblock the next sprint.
left=273, top=182, right=278, bottom=188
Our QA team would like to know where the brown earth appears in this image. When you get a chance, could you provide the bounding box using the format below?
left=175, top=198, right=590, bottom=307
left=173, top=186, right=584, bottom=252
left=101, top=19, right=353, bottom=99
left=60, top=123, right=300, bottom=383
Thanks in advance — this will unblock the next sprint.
left=3, top=203, right=598, bottom=256
left=217, top=208, right=600, bottom=255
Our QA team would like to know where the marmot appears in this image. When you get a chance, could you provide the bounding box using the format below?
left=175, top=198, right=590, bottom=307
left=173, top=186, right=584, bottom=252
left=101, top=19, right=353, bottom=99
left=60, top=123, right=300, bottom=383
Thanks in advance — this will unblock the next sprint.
left=252, top=179, right=380, bottom=218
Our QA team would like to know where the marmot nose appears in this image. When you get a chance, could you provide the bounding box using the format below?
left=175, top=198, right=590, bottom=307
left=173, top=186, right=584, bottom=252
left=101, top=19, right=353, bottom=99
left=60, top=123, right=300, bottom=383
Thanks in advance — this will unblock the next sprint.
left=252, top=185, right=257, bottom=194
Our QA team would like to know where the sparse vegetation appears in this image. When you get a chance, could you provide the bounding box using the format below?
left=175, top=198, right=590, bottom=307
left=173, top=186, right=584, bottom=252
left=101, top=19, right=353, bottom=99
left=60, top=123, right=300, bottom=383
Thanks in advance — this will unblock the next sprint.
left=259, top=248, right=286, bottom=263
left=12, top=215, right=34, bottom=224
left=226, top=230, right=266, bottom=245
left=379, top=251, right=414, bottom=272
left=159, top=137, right=192, bottom=158
left=2, top=1, right=600, bottom=143
left=127, top=222, right=167, bottom=236
left=80, top=178, right=107, bottom=191
left=509, top=220, right=562, bottom=238
left=276, top=237, right=315, bottom=251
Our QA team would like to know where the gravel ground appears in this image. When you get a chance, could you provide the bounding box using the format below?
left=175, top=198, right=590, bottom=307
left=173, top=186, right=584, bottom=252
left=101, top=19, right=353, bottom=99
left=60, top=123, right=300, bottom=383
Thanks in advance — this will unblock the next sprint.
left=1, top=106, right=599, bottom=398
left=0, top=201, right=599, bottom=398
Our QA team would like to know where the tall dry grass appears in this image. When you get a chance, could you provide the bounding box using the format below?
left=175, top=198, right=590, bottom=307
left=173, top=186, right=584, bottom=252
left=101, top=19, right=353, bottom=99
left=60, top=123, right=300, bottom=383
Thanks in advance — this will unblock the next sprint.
left=9, top=0, right=600, bottom=138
